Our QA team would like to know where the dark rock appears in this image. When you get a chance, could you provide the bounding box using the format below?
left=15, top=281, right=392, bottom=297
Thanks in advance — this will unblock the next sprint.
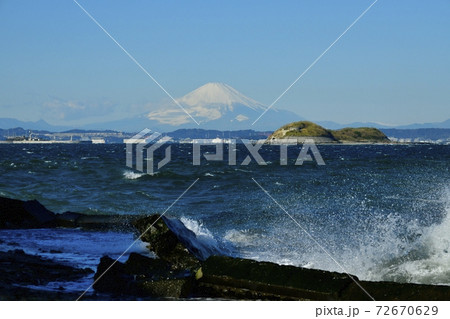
left=0, top=286, right=80, bottom=301
left=0, top=249, right=94, bottom=300
left=340, top=280, right=450, bottom=301
left=195, top=256, right=354, bottom=300
left=132, top=215, right=201, bottom=270
left=22, top=199, right=56, bottom=225
left=90, top=249, right=450, bottom=300
left=56, top=211, right=140, bottom=231
left=136, top=278, right=193, bottom=299
left=194, top=256, right=450, bottom=301
left=93, top=256, right=133, bottom=295
left=54, top=211, right=85, bottom=227
left=92, top=253, right=194, bottom=299
left=124, top=252, right=173, bottom=279
left=0, top=195, right=138, bottom=230
left=0, top=196, right=56, bottom=229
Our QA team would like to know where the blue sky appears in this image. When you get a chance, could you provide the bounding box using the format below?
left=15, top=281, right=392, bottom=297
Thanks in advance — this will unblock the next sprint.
left=1, top=0, right=449, bottom=127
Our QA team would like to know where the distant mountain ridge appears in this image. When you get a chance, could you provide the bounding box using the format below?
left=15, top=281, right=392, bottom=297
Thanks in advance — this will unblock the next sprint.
left=317, top=119, right=450, bottom=130
left=0, top=118, right=70, bottom=132
left=2, top=115, right=449, bottom=133
left=166, top=128, right=271, bottom=140
left=0, top=81, right=448, bottom=133
left=381, top=128, right=450, bottom=141
left=395, top=119, right=450, bottom=129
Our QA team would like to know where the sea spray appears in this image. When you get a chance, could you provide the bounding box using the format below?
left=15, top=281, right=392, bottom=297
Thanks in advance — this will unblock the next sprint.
left=378, top=188, right=450, bottom=285
left=179, top=216, right=234, bottom=257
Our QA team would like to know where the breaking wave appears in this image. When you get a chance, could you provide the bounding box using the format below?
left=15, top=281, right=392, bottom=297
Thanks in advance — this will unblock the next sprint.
left=123, top=171, right=145, bottom=180
left=174, top=187, right=450, bottom=286
left=372, top=189, right=450, bottom=285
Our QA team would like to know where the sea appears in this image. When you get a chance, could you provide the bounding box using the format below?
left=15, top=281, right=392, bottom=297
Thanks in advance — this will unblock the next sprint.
left=0, top=143, right=449, bottom=294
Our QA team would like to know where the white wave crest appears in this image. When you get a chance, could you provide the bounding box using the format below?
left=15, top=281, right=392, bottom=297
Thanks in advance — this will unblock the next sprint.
left=180, top=217, right=214, bottom=240
left=179, top=216, right=232, bottom=257
left=123, top=171, right=145, bottom=180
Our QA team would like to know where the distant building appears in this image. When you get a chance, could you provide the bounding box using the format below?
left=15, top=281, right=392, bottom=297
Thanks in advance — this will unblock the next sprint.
left=91, top=138, right=106, bottom=144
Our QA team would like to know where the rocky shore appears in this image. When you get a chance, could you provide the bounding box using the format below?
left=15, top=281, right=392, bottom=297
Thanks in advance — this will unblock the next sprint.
left=0, top=249, right=93, bottom=300
left=93, top=213, right=450, bottom=301
left=1, top=195, right=449, bottom=301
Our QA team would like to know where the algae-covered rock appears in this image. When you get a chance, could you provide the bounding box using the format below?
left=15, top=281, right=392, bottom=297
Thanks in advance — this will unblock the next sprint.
left=92, top=253, right=450, bottom=300
left=93, top=253, right=194, bottom=298
left=124, top=252, right=173, bottom=278
left=196, top=256, right=450, bottom=301
left=136, top=278, right=193, bottom=299
left=132, top=215, right=202, bottom=270
left=195, top=256, right=354, bottom=300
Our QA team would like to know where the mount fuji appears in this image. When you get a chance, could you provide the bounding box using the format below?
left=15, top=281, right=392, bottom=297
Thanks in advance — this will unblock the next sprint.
left=146, top=82, right=303, bottom=131
left=89, top=83, right=303, bottom=132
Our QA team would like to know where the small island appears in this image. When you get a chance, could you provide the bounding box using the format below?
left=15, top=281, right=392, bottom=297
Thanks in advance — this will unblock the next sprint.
left=268, top=121, right=390, bottom=144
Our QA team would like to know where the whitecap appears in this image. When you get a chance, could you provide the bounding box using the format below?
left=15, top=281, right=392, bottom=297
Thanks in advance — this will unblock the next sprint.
left=123, top=171, right=145, bottom=180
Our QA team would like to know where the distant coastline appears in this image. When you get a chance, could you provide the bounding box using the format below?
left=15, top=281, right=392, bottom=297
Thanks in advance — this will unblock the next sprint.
left=1, top=125, right=449, bottom=145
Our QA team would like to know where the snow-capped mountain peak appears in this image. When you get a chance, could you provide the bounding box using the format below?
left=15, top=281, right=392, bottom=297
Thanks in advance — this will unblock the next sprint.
left=146, top=82, right=302, bottom=129
left=176, top=82, right=264, bottom=111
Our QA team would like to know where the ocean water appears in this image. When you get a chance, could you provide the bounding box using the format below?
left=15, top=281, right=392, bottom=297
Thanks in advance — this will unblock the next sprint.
left=0, top=143, right=449, bottom=292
